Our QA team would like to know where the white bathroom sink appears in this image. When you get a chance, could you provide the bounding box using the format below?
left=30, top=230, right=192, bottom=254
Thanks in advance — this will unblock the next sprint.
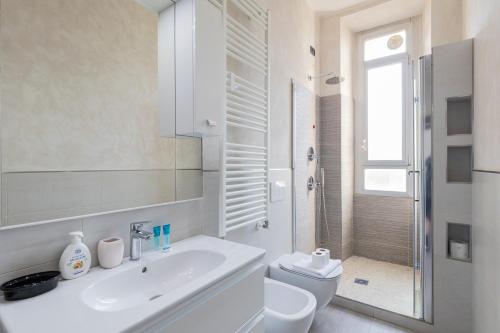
left=0, top=235, right=265, bottom=333
left=81, top=250, right=226, bottom=312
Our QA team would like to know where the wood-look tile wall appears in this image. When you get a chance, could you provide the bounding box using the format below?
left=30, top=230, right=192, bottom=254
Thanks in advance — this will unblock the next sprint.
left=353, top=194, right=414, bottom=266
left=318, top=94, right=353, bottom=260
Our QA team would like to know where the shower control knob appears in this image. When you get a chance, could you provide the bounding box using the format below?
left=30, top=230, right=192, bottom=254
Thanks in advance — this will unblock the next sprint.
left=307, top=176, right=316, bottom=191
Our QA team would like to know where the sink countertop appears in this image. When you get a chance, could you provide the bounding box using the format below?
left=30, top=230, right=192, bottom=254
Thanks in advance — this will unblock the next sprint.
left=0, top=235, right=265, bottom=333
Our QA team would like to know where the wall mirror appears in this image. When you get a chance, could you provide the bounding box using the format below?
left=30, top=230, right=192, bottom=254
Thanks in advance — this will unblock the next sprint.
left=0, top=0, right=203, bottom=228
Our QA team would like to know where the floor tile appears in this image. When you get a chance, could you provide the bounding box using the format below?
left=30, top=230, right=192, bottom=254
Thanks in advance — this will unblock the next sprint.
left=369, top=318, right=413, bottom=333
left=336, top=256, right=419, bottom=317
left=309, top=305, right=412, bottom=333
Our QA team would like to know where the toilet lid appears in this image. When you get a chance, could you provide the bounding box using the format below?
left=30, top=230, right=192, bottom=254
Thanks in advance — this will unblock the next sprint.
left=278, top=252, right=343, bottom=280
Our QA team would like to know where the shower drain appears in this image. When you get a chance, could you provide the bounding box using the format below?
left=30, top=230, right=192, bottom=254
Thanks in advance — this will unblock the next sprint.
left=354, top=278, right=369, bottom=286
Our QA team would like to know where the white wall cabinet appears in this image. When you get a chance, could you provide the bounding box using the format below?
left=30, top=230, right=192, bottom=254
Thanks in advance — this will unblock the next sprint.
left=158, top=3, right=176, bottom=137
left=157, top=0, right=224, bottom=137
left=174, top=0, right=225, bottom=137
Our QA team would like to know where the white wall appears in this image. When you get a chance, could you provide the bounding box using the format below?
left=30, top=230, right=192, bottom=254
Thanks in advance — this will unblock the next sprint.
left=422, top=0, right=432, bottom=54
left=319, top=15, right=341, bottom=97
left=471, top=172, right=500, bottom=332
left=430, top=0, right=463, bottom=48
left=463, top=0, right=500, bottom=172
left=265, top=0, right=318, bottom=169
left=339, top=22, right=354, bottom=97
left=463, top=0, right=500, bottom=331
left=421, top=0, right=463, bottom=56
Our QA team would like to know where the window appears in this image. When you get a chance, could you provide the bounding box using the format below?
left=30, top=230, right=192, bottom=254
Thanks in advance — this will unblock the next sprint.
left=357, top=26, right=412, bottom=196
left=367, top=62, right=403, bottom=161
left=364, top=30, right=407, bottom=61
left=364, top=169, right=407, bottom=192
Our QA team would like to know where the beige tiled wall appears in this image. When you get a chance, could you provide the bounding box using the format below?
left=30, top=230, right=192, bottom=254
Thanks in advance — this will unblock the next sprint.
left=1, top=170, right=177, bottom=226
left=0, top=171, right=220, bottom=284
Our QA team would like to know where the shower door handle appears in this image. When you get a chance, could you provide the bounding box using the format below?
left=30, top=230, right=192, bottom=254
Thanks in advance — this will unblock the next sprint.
left=408, top=170, right=420, bottom=202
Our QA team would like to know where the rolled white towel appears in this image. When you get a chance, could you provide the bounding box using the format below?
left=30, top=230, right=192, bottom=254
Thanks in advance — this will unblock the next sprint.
left=292, top=258, right=341, bottom=278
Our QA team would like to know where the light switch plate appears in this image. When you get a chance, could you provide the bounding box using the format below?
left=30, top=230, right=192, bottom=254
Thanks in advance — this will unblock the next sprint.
left=270, top=181, right=286, bottom=202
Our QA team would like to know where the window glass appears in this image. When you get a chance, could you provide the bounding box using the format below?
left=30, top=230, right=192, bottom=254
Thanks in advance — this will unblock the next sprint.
left=367, top=62, right=403, bottom=161
left=364, top=30, right=406, bottom=61
left=364, top=169, right=407, bottom=192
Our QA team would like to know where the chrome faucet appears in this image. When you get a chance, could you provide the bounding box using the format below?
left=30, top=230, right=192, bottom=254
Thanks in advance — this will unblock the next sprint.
left=130, top=222, right=153, bottom=261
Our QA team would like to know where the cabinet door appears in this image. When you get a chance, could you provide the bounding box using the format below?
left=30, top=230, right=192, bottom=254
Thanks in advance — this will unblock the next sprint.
left=194, top=0, right=225, bottom=136
left=175, top=0, right=195, bottom=136
left=158, top=5, right=176, bottom=137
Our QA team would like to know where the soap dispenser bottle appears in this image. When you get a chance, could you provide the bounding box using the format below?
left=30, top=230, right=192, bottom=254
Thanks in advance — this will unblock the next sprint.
left=59, top=231, right=91, bottom=280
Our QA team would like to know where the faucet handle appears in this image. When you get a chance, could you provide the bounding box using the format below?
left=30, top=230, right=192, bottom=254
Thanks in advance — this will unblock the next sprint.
left=130, top=221, right=151, bottom=232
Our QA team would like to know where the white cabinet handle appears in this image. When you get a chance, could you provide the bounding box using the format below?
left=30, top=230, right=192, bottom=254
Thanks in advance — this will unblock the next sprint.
left=206, top=119, right=217, bottom=127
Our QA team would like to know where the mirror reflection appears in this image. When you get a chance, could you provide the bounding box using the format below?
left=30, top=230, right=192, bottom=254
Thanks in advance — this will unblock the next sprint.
left=0, top=0, right=203, bottom=227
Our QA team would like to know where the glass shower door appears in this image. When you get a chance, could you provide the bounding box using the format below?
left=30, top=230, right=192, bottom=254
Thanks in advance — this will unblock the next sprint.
left=411, top=55, right=433, bottom=322
left=411, top=58, right=423, bottom=319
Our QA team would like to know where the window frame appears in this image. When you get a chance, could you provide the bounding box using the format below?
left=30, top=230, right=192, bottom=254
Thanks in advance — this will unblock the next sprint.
left=356, top=23, right=414, bottom=197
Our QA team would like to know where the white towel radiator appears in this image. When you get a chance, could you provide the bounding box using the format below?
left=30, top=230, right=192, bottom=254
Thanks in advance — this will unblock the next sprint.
left=221, top=0, right=270, bottom=235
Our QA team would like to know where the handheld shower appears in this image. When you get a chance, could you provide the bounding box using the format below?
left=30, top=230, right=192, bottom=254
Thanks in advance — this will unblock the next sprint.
left=315, top=164, right=330, bottom=248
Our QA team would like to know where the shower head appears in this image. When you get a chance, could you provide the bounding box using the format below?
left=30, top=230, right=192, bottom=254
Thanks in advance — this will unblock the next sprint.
left=308, top=72, right=344, bottom=85
left=325, top=76, right=345, bottom=85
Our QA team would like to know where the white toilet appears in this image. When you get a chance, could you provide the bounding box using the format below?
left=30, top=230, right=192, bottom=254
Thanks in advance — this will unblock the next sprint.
left=269, top=252, right=343, bottom=310
left=264, top=278, right=316, bottom=333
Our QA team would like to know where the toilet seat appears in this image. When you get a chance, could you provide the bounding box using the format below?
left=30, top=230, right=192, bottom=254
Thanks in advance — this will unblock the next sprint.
left=278, top=252, right=343, bottom=280
left=269, top=252, right=343, bottom=310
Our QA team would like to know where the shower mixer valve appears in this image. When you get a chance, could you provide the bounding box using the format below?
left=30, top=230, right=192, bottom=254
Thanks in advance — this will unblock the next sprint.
left=307, top=176, right=319, bottom=191
left=307, top=147, right=320, bottom=161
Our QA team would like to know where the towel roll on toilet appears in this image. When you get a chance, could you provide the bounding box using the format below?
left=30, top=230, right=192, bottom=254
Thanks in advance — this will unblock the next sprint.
left=316, top=248, right=330, bottom=259
left=311, top=250, right=329, bottom=268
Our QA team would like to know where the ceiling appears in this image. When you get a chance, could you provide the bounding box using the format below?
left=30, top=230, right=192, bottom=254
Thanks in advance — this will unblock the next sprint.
left=306, top=0, right=377, bottom=13
left=342, top=0, right=425, bottom=32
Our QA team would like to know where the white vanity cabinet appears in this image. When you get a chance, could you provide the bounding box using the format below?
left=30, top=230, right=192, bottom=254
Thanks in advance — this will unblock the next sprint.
left=158, top=0, right=224, bottom=138
left=147, top=263, right=266, bottom=333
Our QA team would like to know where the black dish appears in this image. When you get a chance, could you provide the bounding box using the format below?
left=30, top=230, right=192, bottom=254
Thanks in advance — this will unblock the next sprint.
left=0, top=271, right=61, bottom=301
